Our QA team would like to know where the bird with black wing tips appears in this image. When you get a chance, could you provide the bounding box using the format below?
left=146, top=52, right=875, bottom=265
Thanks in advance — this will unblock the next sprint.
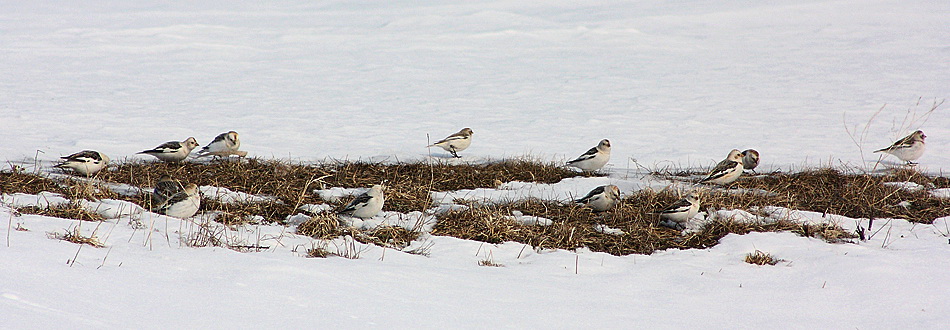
left=197, top=131, right=246, bottom=158
left=566, top=139, right=611, bottom=172
left=428, top=128, right=473, bottom=158
left=150, top=175, right=201, bottom=218
left=54, top=150, right=110, bottom=176
left=700, top=149, right=744, bottom=185
left=656, top=191, right=700, bottom=230
left=874, top=130, right=926, bottom=165
left=138, top=137, right=200, bottom=162
left=339, top=185, right=385, bottom=219
left=575, top=184, right=621, bottom=212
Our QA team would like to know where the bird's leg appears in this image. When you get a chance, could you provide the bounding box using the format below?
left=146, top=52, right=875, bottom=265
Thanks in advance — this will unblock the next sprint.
left=450, top=148, right=460, bottom=158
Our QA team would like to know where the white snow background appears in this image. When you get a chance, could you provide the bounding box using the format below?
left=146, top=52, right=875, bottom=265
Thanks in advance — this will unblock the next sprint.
left=2, top=0, right=950, bottom=328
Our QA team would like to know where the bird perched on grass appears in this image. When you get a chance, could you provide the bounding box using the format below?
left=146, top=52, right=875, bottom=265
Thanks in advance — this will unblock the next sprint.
left=874, top=130, right=926, bottom=165
left=566, top=139, right=611, bottom=172
left=54, top=150, right=110, bottom=176
left=340, top=185, right=385, bottom=219
left=575, top=184, right=621, bottom=212
left=656, top=192, right=700, bottom=230
left=150, top=175, right=201, bottom=218
left=428, top=128, right=473, bottom=158
left=197, top=131, right=247, bottom=158
left=138, top=137, right=200, bottom=162
left=700, top=149, right=744, bottom=185
left=742, top=149, right=760, bottom=171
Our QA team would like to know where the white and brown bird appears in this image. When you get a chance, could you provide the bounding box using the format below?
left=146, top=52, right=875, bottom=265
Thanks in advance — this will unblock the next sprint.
left=54, top=150, right=110, bottom=176
left=138, top=137, right=200, bottom=162
left=700, top=149, right=744, bottom=185
left=197, top=131, right=246, bottom=158
left=575, top=184, right=621, bottom=212
left=566, top=139, right=611, bottom=172
left=428, top=128, right=473, bottom=158
left=875, top=130, right=926, bottom=165
left=150, top=175, right=200, bottom=218
left=340, top=185, right=385, bottom=219
left=741, top=149, right=760, bottom=171
left=656, top=192, right=700, bottom=230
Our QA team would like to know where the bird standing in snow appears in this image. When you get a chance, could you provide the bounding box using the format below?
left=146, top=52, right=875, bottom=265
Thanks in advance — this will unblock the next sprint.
left=700, top=149, right=744, bottom=185
left=742, top=149, right=760, bottom=171
left=874, top=130, right=926, bottom=165
left=575, top=184, right=621, bottom=212
left=150, top=175, right=201, bottom=218
left=197, top=131, right=247, bottom=158
left=340, top=185, right=385, bottom=219
left=656, top=192, right=700, bottom=230
left=138, top=137, right=200, bottom=162
left=54, top=150, right=110, bottom=176
left=566, top=139, right=611, bottom=172
left=428, top=128, right=473, bottom=158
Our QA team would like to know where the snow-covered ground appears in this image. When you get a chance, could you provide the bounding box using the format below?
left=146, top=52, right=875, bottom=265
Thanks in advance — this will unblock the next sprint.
left=2, top=0, right=950, bottom=328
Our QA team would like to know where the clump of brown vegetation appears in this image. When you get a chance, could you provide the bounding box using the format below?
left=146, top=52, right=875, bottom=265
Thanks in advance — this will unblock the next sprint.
left=17, top=204, right=105, bottom=222
left=296, top=213, right=344, bottom=239
left=5, top=159, right=949, bottom=256
left=744, top=250, right=783, bottom=265
left=0, top=171, right=66, bottom=195
left=47, top=227, right=105, bottom=247
left=92, top=158, right=599, bottom=223
left=431, top=194, right=853, bottom=256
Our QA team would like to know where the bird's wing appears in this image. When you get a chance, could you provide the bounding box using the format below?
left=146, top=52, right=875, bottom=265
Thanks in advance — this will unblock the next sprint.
left=62, top=150, right=103, bottom=162
left=567, top=147, right=599, bottom=164
left=342, top=193, right=373, bottom=212
left=701, top=160, right=739, bottom=181
left=575, top=186, right=606, bottom=203
left=141, top=141, right=183, bottom=154
left=657, top=198, right=693, bottom=214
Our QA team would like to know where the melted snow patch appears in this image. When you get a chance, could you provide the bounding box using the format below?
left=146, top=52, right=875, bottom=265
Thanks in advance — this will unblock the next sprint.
left=932, top=188, right=950, bottom=199
left=199, top=186, right=276, bottom=204
left=314, top=187, right=367, bottom=203
left=593, top=224, right=625, bottom=235
left=298, top=203, right=334, bottom=214
left=80, top=199, right=145, bottom=219
left=506, top=210, right=553, bottom=226
left=883, top=181, right=925, bottom=191
left=338, top=211, right=436, bottom=232
left=1, top=192, right=69, bottom=208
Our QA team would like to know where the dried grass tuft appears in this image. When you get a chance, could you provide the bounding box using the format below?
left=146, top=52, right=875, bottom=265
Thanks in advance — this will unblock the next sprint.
left=5, top=160, right=949, bottom=256
left=296, top=213, right=343, bottom=239
left=744, top=250, right=783, bottom=265
left=47, top=227, right=105, bottom=247
left=18, top=204, right=105, bottom=222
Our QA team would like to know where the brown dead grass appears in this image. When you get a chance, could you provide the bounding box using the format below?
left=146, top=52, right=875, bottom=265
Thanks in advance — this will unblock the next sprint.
left=92, top=158, right=598, bottom=223
left=17, top=204, right=105, bottom=222
left=744, top=250, right=782, bottom=265
left=431, top=195, right=854, bottom=256
left=47, top=227, right=105, bottom=247
left=4, top=160, right=949, bottom=255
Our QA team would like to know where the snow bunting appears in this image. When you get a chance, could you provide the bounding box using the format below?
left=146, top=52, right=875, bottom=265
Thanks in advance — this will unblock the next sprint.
left=575, top=184, right=621, bottom=212
left=741, top=149, right=760, bottom=171
left=197, top=131, right=247, bottom=158
left=566, top=139, right=611, bottom=172
left=656, top=192, right=700, bottom=230
left=874, top=130, right=926, bottom=165
left=53, top=150, right=110, bottom=176
left=428, top=128, right=473, bottom=158
left=700, top=149, right=744, bottom=185
left=138, top=137, right=200, bottom=162
left=150, top=175, right=200, bottom=218
left=340, top=185, right=385, bottom=219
